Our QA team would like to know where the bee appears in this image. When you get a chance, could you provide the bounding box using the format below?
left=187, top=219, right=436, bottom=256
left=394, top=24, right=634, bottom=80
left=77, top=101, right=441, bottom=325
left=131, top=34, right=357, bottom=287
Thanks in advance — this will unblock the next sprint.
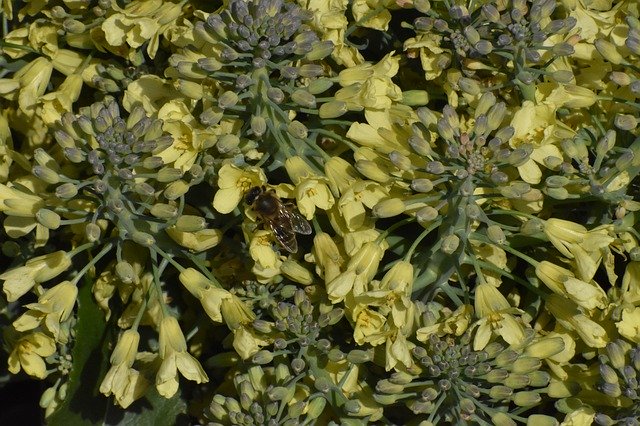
left=245, top=186, right=312, bottom=253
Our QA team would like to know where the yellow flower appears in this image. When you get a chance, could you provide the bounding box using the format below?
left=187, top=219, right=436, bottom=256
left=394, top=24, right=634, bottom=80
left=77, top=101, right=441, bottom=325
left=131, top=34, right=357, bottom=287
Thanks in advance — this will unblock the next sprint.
left=335, top=53, right=403, bottom=112
left=122, top=75, right=183, bottom=115
left=616, top=307, right=640, bottom=343
left=352, top=305, right=389, bottom=346
left=156, top=316, right=208, bottom=398
left=213, top=164, right=266, bottom=214
left=99, top=0, right=182, bottom=59
left=157, top=100, right=214, bottom=172
left=509, top=101, right=568, bottom=184
left=178, top=268, right=233, bottom=323
left=385, top=328, right=414, bottom=371
left=337, top=180, right=388, bottom=231
left=0, top=251, right=72, bottom=302
left=543, top=218, right=587, bottom=259
left=416, top=304, right=473, bottom=341
left=0, top=114, right=13, bottom=183
left=545, top=294, right=608, bottom=348
left=286, top=156, right=335, bottom=219
left=8, top=331, right=56, bottom=379
left=100, top=330, right=148, bottom=408
left=351, top=0, right=397, bottom=31
left=13, top=57, right=53, bottom=115
left=303, top=0, right=364, bottom=67
left=232, top=325, right=272, bottom=359
left=535, top=261, right=607, bottom=310
left=326, top=242, right=384, bottom=303
left=13, top=281, right=78, bottom=343
left=473, top=283, right=525, bottom=350
left=324, top=156, right=360, bottom=196
left=305, top=232, right=344, bottom=284
left=166, top=227, right=223, bottom=252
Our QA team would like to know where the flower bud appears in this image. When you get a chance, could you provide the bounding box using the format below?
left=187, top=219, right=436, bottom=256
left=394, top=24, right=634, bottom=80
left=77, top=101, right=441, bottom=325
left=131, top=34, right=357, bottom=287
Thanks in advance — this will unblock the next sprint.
left=150, top=203, right=178, bottom=219
left=157, top=167, right=182, bottom=183
left=281, top=259, right=313, bottom=285
left=36, top=209, right=61, bottom=229
left=372, top=198, right=405, bottom=218
left=513, top=390, right=541, bottom=407
left=441, top=234, right=460, bottom=254
left=291, top=89, right=316, bottom=108
left=250, top=115, right=267, bottom=137
left=319, top=101, right=348, bottom=118
left=131, top=231, right=155, bottom=247
left=595, top=39, right=624, bottom=64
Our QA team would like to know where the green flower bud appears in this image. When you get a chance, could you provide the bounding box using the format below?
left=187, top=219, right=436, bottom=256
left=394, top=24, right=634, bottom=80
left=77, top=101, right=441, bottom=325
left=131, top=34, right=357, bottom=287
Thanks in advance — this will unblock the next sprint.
left=373, top=393, right=404, bottom=405
left=115, top=261, right=136, bottom=284
left=402, top=90, right=429, bottom=106
left=411, top=178, right=434, bottom=193
left=512, top=390, right=541, bottom=407
left=615, top=113, right=638, bottom=131
left=175, top=215, right=206, bottom=232
left=606, top=341, right=627, bottom=369
left=489, top=385, right=513, bottom=399
left=150, top=203, right=179, bottom=219
left=328, top=348, right=345, bottom=362
left=32, top=165, right=60, bottom=184
left=306, top=40, right=334, bottom=61
left=511, top=356, right=542, bottom=374
left=251, top=115, right=267, bottom=137
left=252, top=350, right=274, bottom=364
left=314, top=377, right=332, bottom=393
left=485, top=368, right=509, bottom=383
left=417, top=206, right=439, bottom=223
left=486, top=225, right=506, bottom=244
left=291, top=89, right=317, bottom=108
left=441, top=234, right=460, bottom=254
left=527, top=414, right=559, bottom=426
left=343, top=400, right=361, bottom=414
left=458, top=77, right=481, bottom=95
left=307, top=78, right=333, bottom=94
left=216, top=134, right=240, bottom=154
left=347, top=349, right=371, bottom=364
left=36, top=209, right=61, bottom=229
left=218, top=91, right=239, bottom=109
left=319, top=101, right=348, bottom=119
left=372, top=198, right=405, bottom=218
left=495, top=349, right=519, bottom=367
left=504, top=373, right=531, bottom=389
left=287, top=120, right=308, bottom=140
left=492, top=412, right=516, bottom=426
left=131, top=231, right=156, bottom=247
left=528, top=371, right=550, bottom=387
left=306, top=398, right=326, bottom=418
left=85, top=223, right=101, bottom=242
left=157, top=167, right=182, bottom=183
left=595, top=38, right=624, bottom=64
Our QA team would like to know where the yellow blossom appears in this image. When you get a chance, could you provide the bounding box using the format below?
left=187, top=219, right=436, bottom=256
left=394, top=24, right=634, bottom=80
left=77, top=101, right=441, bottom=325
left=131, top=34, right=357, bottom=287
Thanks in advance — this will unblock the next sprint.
left=166, top=227, right=223, bottom=252
left=416, top=304, right=473, bottom=341
left=8, top=331, right=56, bottom=379
left=543, top=218, right=587, bottom=259
left=324, top=156, right=360, bottom=196
left=0, top=251, right=72, bottom=302
left=385, top=329, right=414, bottom=371
left=509, top=101, right=568, bottom=184
left=616, top=307, right=640, bottom=343
left=178, top=268, right=233, bottom=323
left=100, top=330, right=148, bottom=408
left=157, top=100, right=215, bottom=171
left=213, top=164, right=266, bottom=214
left=232, top=325, right=272, bottom=360
left=335, top=53, right=403, bottom=112
left=352, top=305, right=389, bottom=346
left=326, top=242, right=384, bottom=303
left=535, top=261, right=607, bottom=310
left=156, top=316, right=208, bottom=398
left=305, top=232, right=344, bottom=284
left=336, top=180, right=388, bottom=232
left=545, top=294, right=608, bottom=348
left=13, top=281, right=78, bottom=343
left=473, top=283, right=525, bottom=350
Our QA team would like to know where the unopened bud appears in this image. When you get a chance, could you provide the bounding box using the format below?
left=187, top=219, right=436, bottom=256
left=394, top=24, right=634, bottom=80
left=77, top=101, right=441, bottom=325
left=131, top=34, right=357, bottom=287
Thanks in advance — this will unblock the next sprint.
left=251, top=115, right=267, bottom=137
left=131, top=231, right=155, bottom=247
left=150, top=203, right=179, bottom=219
left=319, top=101, right=348, bottom=118
left=372, top=198, right=405, bottom=218
left=595, top=39, right=624, bottom=64
left=157, top=167, right=182, bottom=182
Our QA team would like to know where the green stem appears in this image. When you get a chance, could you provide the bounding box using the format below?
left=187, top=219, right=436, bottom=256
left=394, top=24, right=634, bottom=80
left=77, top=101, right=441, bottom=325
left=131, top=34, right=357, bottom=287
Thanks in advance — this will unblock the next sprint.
left=70, top=242, right=113, bottom=285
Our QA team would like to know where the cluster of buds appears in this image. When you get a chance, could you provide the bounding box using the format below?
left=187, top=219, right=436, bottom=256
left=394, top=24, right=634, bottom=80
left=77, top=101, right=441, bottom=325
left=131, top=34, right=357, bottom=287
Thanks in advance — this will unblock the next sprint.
left=169, top=0, right=335, bottom=167
left=49, top=98, right=201, bottom=247
left=407, top=0, right=577, bottom=97
left=207, top=364, right=327, bottom=425
left=375, top=330, right=564, bottom=424
left=592, top=340, right=640, bottom=425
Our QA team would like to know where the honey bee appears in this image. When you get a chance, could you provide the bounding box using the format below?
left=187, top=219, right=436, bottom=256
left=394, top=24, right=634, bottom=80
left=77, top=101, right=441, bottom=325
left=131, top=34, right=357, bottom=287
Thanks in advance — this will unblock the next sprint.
left=245, top=186, right=312, bottom=253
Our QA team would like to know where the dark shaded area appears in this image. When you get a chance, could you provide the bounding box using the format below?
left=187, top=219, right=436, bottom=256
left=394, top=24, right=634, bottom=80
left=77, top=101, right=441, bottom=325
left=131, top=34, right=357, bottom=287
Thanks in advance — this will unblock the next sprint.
left=0, top=379, right=43, bottom=425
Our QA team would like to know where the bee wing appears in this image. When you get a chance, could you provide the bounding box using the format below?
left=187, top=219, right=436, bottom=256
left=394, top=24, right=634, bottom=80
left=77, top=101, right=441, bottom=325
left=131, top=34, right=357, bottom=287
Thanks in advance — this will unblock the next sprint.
left=269, top=218, right=298, bottom=253
left=288, top=210, right=312, bottom=235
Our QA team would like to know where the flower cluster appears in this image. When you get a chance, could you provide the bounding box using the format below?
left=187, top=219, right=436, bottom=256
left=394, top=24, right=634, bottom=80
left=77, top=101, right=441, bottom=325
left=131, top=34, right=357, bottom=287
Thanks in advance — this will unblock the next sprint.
left=0, top=0, right=639, bottom=424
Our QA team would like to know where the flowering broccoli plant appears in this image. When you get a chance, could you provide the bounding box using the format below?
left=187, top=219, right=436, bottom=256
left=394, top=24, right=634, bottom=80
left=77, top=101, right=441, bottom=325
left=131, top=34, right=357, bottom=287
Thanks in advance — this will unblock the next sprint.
left=0, top=0, right=639, bottom=424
